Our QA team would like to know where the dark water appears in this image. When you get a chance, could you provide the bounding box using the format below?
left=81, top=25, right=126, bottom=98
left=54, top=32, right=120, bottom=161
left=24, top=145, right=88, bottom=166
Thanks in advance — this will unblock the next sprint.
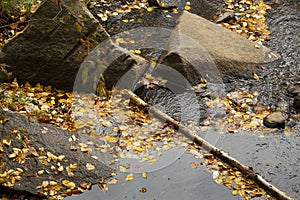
left=217, top=131, right=300, bottom=199
left=66, top=152, right=242, bottom=200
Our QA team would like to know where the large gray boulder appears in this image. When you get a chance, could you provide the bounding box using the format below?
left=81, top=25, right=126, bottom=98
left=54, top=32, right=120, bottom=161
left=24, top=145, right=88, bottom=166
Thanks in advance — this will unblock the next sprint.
left=0, top=0, right=109, bottom=91
left=160, top=11, right=280, bottom=84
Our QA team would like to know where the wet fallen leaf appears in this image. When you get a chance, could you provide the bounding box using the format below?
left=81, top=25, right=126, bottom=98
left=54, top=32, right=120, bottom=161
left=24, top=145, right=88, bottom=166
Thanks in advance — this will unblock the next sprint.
left=125, top=173, right=134, bottom=181
left=184, top=5, right=191, bottom=10
left=119, top=165, right=127, bottom=172
left=139, top=187, right=147, bottom=193
left=62, top=180, right=76, bottom=189
left=212, top=171, right=219, bottom=179
left=108, top=178, right=118, bottom=184
left=107, top=135, right=116, bottom=142
left=58, top=166, right=64, bottom=172
left=190, top=162, right=197, bottom=169
left=141, top=172, right=147, bottom=179
left=86, top=163, right=95, bottom=170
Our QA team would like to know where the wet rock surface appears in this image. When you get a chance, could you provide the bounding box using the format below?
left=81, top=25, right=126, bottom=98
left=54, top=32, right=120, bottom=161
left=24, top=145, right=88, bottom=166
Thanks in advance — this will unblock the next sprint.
left=229, top=0, right=300, bottom=108
left=0, top=109, right=113, bottom=197
left=161, top=11, right=279, bottom=85
left=134, top=84, right=205, bottom=123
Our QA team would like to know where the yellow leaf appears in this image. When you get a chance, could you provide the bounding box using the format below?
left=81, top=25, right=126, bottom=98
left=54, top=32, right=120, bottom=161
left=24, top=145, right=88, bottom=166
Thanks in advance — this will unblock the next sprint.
left=190, top=162, right=197, bottom=169
left=10, top=24, right=18, bottom=29
left=184, top=5, right=191, bottom=10
left=69, top=163, right=77, bottom=169
left=62, top=179, right=76, bottom=189
left=8, top=153, right=16, bottom=159
left=232, top=190, right=239, bottom=196
left=102, top=121, right=112, bottom=127
left=49, top=181, right=57, bottom=186
left=253, top=72, right=260, bottom=80
left=4, top=134, right=11, bottom=146
left=147, top=7, right=153, bottom=12
left=122, top=19, right=129, bottom=23
left=58, top=166, right=64, bottom=172
left=86, top=163, right=95, bottom=170
left=119, top=165, right=127, bottom=172
left=107, top=135, right=116, bottom=142
left=125, top=173, right=134, bottom=181
left=74, top=22, right=82, bottom=33
left=57, top=155, right=65, bottom=161
left=115, top=38, right=125, bottom=44
left=98, top=182, right=108, bottom=191
left=134, top=50, right=141, bottom=54
left=141, top=172, right=147, bottom=179
left=108, top=178, right=118, bottom=184
left=214, top=178, right=223, bottom=184
left=162, top=144, right=170, bottom=150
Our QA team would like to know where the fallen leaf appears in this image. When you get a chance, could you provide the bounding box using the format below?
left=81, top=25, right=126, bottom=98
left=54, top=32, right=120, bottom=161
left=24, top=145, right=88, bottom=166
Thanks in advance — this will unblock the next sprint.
left=125, top=173, right=134, bottom=181
left=86, top=163, right=95, bottom=170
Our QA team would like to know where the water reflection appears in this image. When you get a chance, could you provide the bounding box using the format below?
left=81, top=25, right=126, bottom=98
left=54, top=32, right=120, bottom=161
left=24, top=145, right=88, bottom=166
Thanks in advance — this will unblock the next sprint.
left=66, top=153, right=238, bottom=200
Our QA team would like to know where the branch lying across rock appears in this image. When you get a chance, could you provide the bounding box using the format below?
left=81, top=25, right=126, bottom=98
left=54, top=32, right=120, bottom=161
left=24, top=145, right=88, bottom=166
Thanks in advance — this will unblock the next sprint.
left=124, top=89, right=293, bottom=200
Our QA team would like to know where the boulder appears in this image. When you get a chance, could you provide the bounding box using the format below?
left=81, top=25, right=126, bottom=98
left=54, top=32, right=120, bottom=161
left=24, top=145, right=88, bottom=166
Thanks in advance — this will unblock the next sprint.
left=0, top=109, right=113, bottom=197
left=160, top=11, right=280, bottom=84
left=263, top=111, right=287, bottom=128
left=0, top=0, right=110, bottom=91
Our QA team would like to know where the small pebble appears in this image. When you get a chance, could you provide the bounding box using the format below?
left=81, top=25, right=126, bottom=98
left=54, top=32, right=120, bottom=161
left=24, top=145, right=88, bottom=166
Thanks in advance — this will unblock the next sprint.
left=263, top=112, right=287, bottom=129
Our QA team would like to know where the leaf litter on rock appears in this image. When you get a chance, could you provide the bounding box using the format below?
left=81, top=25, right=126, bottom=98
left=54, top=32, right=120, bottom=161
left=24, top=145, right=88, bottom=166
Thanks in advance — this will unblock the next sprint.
left=214, top=0, right=272, bottom=43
